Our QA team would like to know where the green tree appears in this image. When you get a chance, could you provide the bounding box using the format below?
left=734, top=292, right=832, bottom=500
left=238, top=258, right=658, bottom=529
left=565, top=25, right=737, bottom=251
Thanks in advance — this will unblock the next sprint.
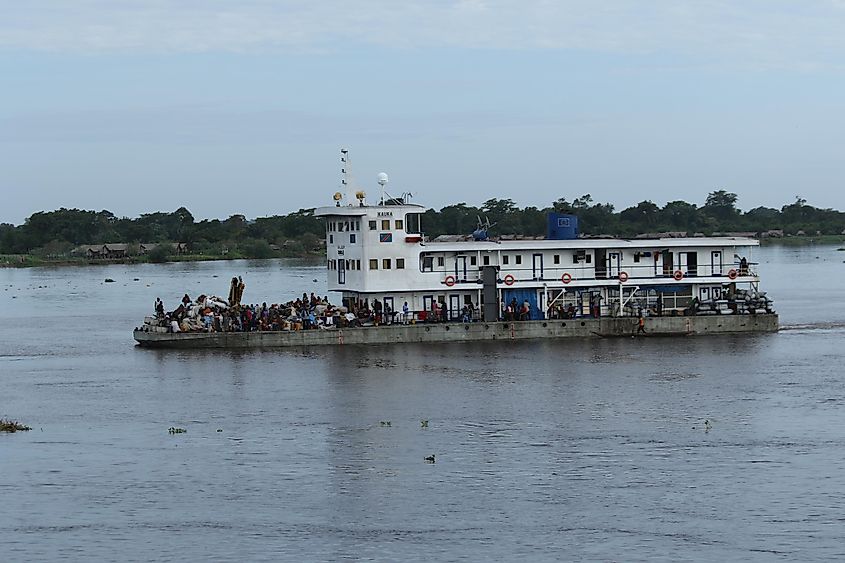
left=660, top=201, right=699, bottom=232
left=703, top=190, right=740, bottom=223
left=147, top=245, right=171, bottom=263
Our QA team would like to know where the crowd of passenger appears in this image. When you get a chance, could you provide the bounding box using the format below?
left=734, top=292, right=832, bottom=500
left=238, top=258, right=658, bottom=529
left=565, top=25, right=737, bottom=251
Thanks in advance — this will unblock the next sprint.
left=149, top=285, right=481, bottom=334
left=153, top=291, right=360, bottom=333
left=148, top=291, right=597, bottom=334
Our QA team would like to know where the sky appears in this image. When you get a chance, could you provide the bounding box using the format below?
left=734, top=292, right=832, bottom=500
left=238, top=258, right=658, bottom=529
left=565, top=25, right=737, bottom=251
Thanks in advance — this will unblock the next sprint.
left=2, top=0, right=845, bottom=224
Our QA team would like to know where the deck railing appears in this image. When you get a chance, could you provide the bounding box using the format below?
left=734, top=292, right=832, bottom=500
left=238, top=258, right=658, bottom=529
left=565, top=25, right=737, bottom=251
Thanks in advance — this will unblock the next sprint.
left=433, top=262, right=758, bottom=285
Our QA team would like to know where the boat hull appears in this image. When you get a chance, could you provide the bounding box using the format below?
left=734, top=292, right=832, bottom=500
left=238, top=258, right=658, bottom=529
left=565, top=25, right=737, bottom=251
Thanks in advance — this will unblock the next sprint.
left=134, top=313, right=778, bottom=348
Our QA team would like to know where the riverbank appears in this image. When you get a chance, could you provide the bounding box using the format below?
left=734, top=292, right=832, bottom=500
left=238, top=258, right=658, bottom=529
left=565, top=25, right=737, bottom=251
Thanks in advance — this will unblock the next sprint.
left=0, top=251, right=324, bottom=268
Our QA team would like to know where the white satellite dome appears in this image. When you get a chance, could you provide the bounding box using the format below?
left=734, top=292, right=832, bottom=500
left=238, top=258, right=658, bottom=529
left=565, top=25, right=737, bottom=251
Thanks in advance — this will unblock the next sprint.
left=377, top=172, right=389, bottom=186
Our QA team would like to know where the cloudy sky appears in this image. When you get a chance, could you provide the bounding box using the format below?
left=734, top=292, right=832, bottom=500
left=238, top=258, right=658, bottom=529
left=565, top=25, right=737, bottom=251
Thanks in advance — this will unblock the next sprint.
left=2, top=1, right=845, bottom=224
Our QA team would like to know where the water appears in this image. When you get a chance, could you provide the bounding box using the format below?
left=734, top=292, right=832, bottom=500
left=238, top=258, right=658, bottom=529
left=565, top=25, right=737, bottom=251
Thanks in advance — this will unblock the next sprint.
left=2, top=246, right=845, bottom=561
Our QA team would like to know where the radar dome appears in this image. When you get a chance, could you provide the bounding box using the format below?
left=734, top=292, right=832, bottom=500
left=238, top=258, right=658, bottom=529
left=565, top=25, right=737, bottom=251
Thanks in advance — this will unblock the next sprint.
left=377, top=172, right=389, bottom=186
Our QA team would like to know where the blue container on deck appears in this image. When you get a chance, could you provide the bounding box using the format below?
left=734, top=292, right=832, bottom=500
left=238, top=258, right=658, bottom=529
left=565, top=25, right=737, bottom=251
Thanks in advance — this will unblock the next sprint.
left=547, top=213, right=579, bottom=240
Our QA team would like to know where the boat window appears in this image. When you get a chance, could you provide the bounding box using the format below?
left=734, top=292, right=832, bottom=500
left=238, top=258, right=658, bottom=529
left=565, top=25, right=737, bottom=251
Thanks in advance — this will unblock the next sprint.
left=405, top=213, right=421, bottom=234
left=422, top=256, right=433, bottom=272
left=585, top=254, right=591, bottom=264
left=437, top=256, right=444, bottom=267
left=395, top=219, right=404, bottom=230
left=470, top=256, right=477, bottom=266
left=662, top=251, right=674, bottom=276
left=397, top=258, right=405, bottom=269
left=483, top=255, right=490, bottom=266
left=369, top=259, right=378, bottom=270
left=329, top=235, right=333, bottom=244
left=383, top=259, right=392, bottom=269
left=349, top=234, right=356, bottom=244
left=515, top=255, right=522, bottom=265
left=554, top=254, right=560, bottom=264
left=503, top=255, right=509, bottom=265
left=382, top=219, right=391, bottom=230
left=356, top=260, right=361, bottom=270
left=369, top=220, right=377, bottom=230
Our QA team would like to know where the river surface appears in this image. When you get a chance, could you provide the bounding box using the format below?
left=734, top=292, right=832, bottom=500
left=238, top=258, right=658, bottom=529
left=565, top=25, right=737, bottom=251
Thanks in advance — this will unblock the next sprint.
left=1, top=245, right=845, bottom=561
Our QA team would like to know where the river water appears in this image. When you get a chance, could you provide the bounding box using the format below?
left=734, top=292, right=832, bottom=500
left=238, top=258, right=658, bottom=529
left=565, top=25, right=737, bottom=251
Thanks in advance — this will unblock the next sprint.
left=1, top=245, right=844, bottom=561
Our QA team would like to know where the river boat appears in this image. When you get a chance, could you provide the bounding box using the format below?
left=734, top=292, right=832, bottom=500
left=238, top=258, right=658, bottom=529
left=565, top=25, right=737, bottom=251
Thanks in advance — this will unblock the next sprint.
left=134, top=155, right=777, bottom=348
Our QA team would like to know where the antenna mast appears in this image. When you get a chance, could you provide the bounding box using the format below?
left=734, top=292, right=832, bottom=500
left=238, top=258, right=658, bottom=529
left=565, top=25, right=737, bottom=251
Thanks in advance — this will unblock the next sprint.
left=340, top=148, right=354, bottom=205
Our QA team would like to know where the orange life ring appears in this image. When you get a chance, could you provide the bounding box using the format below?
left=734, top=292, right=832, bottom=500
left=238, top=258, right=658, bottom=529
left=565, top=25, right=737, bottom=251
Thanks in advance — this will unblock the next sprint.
left=444, top=275, right=456, bottom=287
left=561, top=272, right=572, bottom=284
left=673, top=270, right=683, bottom=281
left=727, top=269, right=738, bottom=280
left=618, top=271, right=629, bottom=282
left=503, top=274, right=515, bottom=286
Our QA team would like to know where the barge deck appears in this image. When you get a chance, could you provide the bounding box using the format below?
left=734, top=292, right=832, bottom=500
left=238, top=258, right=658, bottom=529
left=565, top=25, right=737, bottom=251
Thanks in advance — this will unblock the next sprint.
left=134, top=313, right=778, bottom=348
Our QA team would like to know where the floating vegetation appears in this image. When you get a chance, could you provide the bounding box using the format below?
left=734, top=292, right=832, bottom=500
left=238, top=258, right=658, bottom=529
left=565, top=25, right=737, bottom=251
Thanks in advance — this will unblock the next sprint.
left=420, top=420, right=429, bottom=428
left=0, top=419, right=31, bottom=433
left=168, top=427, right=187, bottom=434
left=379, top=421, right=392, bottom=427
left=692, top=419, right=713, bottom=432
left=424, top=454, right=436, bottom=463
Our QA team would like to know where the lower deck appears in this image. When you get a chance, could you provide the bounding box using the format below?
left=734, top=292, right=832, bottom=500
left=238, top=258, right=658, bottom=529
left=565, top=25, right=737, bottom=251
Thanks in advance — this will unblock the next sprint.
left=135, top=313, right=779, bottom=348
left=338, top=280, right=770, bottom=322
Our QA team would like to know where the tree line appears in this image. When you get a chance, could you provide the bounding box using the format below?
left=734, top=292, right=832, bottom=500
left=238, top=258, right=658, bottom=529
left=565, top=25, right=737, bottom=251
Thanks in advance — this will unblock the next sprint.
left=1, top=191, right=843, bottom=259
left=421, top=191, right=845, bottom=239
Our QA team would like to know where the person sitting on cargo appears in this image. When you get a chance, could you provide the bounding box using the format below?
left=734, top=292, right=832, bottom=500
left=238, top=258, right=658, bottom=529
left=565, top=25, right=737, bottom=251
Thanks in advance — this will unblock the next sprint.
left=168, top=303, right=185, bottom=321
left=155, top=298, right=165, bottom=317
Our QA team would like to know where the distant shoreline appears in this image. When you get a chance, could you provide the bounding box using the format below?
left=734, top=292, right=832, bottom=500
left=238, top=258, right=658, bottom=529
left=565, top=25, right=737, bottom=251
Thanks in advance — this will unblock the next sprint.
left=3, top=237, right=843, bottom=269
left=0, top=252, right=323, bottom=269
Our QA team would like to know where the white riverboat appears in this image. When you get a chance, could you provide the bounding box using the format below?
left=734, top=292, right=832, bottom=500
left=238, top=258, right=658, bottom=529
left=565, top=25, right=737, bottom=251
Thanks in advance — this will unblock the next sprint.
left=133, top=154, right=776, bottom=348
left=315, top=170, right=772, bottom=324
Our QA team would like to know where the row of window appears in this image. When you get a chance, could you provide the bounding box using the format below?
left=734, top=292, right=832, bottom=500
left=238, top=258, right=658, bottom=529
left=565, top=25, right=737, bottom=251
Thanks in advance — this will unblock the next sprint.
left=327, top=220, right=361, bottom=232
left=420, top=253, right=592, bottom=270
left=328, top=258, right=407, bottom=271
left=328, top=259, right=361, bottom=271
left=369, top=258, right=405, bottom=270
left=368, top=219, right=404, bottom=231
left=328, top=233, right=357, bottom=244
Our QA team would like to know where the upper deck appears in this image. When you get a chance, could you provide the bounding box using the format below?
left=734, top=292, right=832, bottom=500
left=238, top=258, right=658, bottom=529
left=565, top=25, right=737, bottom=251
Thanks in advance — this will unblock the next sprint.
left=315, top=198, right=760, bottom=295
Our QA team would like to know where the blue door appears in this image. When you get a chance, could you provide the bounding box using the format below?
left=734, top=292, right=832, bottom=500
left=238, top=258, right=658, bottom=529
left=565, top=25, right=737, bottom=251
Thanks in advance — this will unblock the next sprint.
left=503, top=289, right=542, bottom=320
